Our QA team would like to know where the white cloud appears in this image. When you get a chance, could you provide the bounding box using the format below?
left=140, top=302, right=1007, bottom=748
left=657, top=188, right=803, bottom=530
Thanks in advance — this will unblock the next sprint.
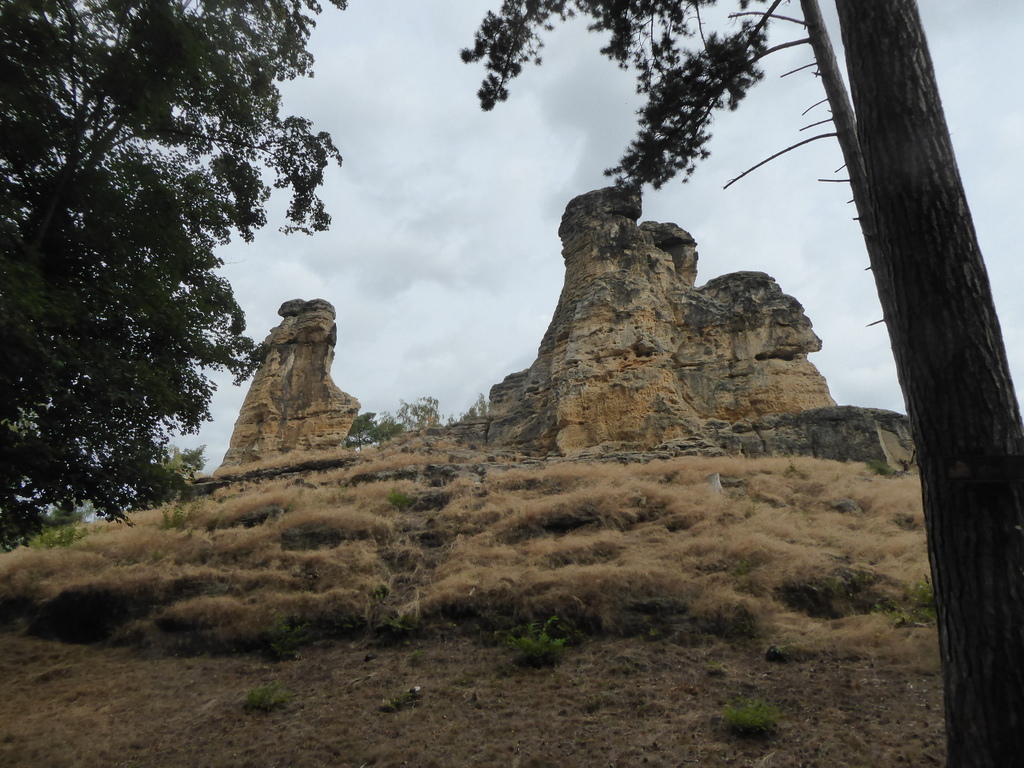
left=176, top=2, right=1024, bottom=470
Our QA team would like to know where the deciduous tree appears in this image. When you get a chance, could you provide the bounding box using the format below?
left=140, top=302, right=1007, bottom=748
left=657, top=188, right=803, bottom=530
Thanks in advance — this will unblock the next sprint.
left=0, top=0, right=346, bottom=541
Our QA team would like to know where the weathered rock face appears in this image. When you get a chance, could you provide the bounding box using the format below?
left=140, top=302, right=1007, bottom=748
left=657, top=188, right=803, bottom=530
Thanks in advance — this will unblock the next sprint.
left=217, top=299, right=360, bottom=470
left=657, top=407, right=915, bottom=466
left=487, top=187, right=837, bottom=454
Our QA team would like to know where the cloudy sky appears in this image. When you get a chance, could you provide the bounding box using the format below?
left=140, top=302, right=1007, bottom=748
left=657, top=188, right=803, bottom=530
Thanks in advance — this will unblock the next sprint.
left=178, top=0, right=1024, bottom=469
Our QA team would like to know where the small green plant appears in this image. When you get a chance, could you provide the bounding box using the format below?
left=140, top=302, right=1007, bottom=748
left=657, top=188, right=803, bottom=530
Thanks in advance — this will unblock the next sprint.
left=906, top=578, right=935, bottom=609
left=504, top=616, right=579, bottom=667
left=386, top=487, right=413, bottom=511
left=371, top=584, right=390, bottom=603
left=379, top=686, right=421, bottom=713
left=783, top=461, right=808, bottom=479
left=723, top=698, right=780, bottom=736
left=159, top=501, right=199, bottom=530
left=243, top=683, right=292, bottom=713
left=873, top=580, right=936, bottom=626
left=267, top=616, right=310, bottom=660
left=704, top=659, right=727, bottom=677
left=865, top=459, right=896, bottom=476
left=379, top=612, right=419, bottom=641
left=408, top=649, right=425, bottom=667
left=28, top=523, right=87, bottom=549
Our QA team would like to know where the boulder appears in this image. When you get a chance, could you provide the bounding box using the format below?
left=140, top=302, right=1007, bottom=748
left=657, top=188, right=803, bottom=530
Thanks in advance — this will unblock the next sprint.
left=217, top=299, right=360, bottom=470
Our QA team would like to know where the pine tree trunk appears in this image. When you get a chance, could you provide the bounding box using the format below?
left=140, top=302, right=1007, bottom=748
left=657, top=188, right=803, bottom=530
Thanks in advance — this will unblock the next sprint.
left=831, top=1, right=1024, bottom=764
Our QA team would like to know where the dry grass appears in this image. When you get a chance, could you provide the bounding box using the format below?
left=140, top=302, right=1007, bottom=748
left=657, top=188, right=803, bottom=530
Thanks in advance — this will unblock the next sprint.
left=0, top=451, right=934, bottom=669
left=0, top=449, right=944, bottom=766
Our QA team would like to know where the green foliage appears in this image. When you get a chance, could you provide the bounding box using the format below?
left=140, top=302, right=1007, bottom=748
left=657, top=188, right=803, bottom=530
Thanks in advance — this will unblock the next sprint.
left=379, top=686, right=421, bottom=713
left=455, top=393, right=490, bottom=422
left=0, top=0, right=346, bottom=541
left=267, top=616, right=311, bottom=661
left=874, top=580, right=936, bottom=627
left=159, top=501, right=200, bottom=531
left=723, top=698, right=780, bottom=736
left=345, top=412, right=405, bottom=448
left=386, top=488, right=414, bottom=511
left=27, top=523, right=87, bottom=549
left=379, top=612, right=419, bottom=641
left=704, top=659, right=727, bottom=677
left=504, top=616, right=580, bottom=667
left=395, top=397, right=445, bottom=431
left=464, top=1, right=770, bottom=188
left=784, top=461, right=809, bottom=479
left=158, top=446, right=207, bottom=503
left=243, top=683, right=293, bottom=713
left=866, top=459, right=896, bottom=476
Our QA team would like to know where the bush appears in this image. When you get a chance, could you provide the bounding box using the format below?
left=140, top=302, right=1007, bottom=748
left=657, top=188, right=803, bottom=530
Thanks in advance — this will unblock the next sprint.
left=267, top=616, right=310, bottom=661
left=865, top=459, right=896, bottom=476
left=346, top=412, right=404, bottom=448
left=386, top=488, right=413, bottom=511
left=27, top=523, right=87, bottom=549
left=723, top=698, right=780, bottom=736
left=378, top=612, right=419, bottom=641
left=873, top=579, right=936, bottom=626
left=380, top=686, right=422, bottom=713
left=504, top=616, right=580, bottom=667
left=159, top=502, right=199, bottom=530
left=243, top=683, right=292, bottom=713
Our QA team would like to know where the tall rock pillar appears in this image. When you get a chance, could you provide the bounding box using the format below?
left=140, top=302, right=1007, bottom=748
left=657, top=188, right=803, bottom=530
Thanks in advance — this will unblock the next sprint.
left=486, top=187, right=836, bottom=454
left=217, top=299, right=360, bottom=470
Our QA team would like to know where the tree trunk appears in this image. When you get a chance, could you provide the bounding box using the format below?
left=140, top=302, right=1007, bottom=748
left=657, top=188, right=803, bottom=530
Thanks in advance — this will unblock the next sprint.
left=831, top=1, right=1024, bottom=765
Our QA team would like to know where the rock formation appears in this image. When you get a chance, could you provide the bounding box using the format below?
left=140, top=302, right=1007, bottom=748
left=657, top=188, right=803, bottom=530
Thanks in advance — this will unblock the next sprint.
left=218, top=299, right=360, bottom=470
left=487, top=187, right=839, bottom=454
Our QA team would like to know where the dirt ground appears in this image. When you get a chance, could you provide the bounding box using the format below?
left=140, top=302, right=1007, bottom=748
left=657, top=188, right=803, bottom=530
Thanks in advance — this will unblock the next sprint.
left=0, top=630, right=944, bottom=767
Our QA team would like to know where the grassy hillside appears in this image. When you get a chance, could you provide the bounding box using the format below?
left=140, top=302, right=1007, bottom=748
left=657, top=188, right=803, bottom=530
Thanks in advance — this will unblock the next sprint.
left=0, top=441, right=944, bottom=766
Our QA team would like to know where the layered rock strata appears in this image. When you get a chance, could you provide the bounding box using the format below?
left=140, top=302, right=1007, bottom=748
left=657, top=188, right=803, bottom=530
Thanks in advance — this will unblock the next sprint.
left=657, top=406, right=914, bottom=466
left=486, top=187, right=839, bottom=455
left=218, top=299, right=360, bottom=470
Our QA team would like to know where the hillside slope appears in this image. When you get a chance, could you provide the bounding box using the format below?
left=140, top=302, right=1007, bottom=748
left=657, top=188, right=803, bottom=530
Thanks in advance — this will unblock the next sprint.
left=0, top=442, right=942, bottom=766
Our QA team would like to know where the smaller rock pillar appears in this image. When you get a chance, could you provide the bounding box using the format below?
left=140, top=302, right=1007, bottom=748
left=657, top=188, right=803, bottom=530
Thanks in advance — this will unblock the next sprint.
left=217, top=299, right=360, bottom=470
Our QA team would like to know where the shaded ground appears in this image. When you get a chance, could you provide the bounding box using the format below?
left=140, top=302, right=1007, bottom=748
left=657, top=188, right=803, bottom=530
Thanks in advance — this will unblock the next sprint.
left=0, top=630, right=944, bottom=767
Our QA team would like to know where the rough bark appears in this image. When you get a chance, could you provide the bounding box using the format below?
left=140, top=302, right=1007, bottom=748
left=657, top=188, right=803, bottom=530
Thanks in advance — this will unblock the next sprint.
left=831, top=1, right=1024, bottom=764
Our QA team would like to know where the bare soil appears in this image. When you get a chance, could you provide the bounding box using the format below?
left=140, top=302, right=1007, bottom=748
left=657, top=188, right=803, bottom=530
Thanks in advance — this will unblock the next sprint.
left=0, top=629, right=944, bottom=767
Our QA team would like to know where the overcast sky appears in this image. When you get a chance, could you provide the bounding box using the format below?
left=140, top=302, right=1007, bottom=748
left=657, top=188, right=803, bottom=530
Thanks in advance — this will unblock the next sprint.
left=178, top=1, right=1024, bottom=470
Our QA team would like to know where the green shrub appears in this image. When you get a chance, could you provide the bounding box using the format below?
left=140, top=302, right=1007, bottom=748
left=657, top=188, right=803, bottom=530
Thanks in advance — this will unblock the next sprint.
left=504, top=616, right=580, bottom=667
left=380, top=686, right=422, bottom=713
left=379, top=612, right=419, bottom=641
left=267, top=616, right=310, bottom=660
left=386, top=488, right=413, bottom=511
left=865, top=459, right=896, bottom=476
left=873, top=579, right=936, bottom=626
left=28, top=523, right=87, bottom=549
left=159, top=502, right=199, bottom=530
left=704, top=659, right=727, bottom=677
left=723, top=698, right=780, bottom=736
left=243, top=683, right=292, bottom=713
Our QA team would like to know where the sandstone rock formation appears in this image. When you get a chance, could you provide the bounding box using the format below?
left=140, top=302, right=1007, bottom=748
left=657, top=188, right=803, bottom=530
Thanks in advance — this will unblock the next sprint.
left=486, top=187, right=839, bottom=455
left=657, top=406, right=915, bottom=466
left=218, top=299, right=360, bottom=470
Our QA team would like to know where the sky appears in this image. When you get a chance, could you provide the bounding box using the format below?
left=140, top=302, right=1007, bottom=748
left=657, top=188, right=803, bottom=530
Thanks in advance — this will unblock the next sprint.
left=177, top=0, right=1024, bottom=470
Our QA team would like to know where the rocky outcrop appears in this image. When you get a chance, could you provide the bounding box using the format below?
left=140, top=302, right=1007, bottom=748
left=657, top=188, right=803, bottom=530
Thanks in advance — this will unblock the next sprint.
left=657, top=407, right=915, bottom=466
left=217, top=299, right=360, bottom=470
left=486, top=187, right=838, bottom=455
